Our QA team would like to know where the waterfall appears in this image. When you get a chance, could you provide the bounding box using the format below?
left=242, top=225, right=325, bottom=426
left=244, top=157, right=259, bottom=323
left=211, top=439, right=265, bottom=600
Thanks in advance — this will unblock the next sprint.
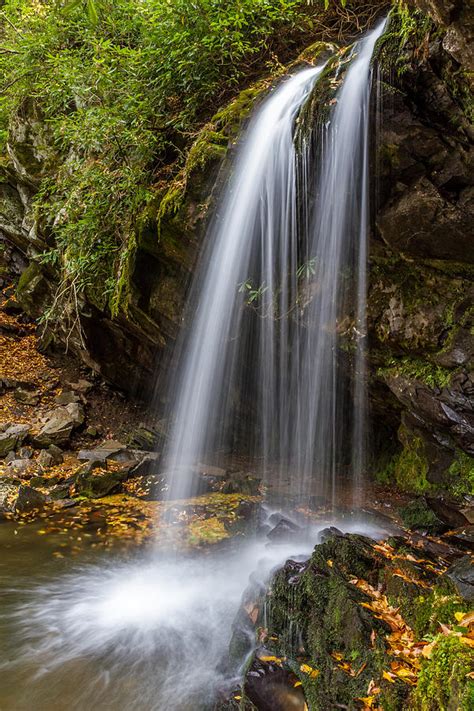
left=163, top=19, right=387, bottom=505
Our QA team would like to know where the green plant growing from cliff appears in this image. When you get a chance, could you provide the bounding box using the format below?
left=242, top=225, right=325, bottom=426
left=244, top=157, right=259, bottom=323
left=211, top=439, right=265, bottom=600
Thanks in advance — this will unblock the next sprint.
left=0, top=0, right=391, bottom=335
left=376, top=1, right=432, bottom=77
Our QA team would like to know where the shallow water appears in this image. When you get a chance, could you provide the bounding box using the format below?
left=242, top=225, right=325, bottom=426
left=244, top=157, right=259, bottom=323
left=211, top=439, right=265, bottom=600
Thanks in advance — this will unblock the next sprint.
left=0, top=511, right=392, bottom=711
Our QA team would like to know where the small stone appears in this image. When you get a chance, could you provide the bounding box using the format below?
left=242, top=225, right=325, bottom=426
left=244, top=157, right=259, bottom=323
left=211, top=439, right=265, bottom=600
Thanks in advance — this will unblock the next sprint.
left=5, top=451, right=16, bottom=463
left=33, top=403, right=84, bottom=446
left=18, top=446, right=34, bottom=459
left=0, top=424, right=30, bottom=457
left=14, top=388, right=40, bottom=406
left=54, top=390, right=79, bottom=405
left=68, top=379, right=94, bottom=394
left=14, top=485, right=47, bottom=513
left=78, top=440, right=128, bottom=462
left=85, top=426, right=98, bottom=437
left=7, top=458, right=34, bottom=475
left=37, top=449, right=53, bottom=468
left=0, top=478, right=19, bottom=512
left=47, top=444, right=63, bottom=465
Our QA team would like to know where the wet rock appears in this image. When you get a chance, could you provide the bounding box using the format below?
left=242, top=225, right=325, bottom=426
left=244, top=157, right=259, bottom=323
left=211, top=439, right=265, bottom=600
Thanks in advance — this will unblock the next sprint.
left=445, top=555, right=474, bottom=602
left=319, top=526, right=344, bottom=542
left=75, top=464, right=129, bottom=498
left=377, top=176, right=474, bottom=262
left=0, top=423, right=30, bottom=457
left=14, top=484, right=47, bottom=513
left=266, top=516, right=301, bottom=542
left=425, top=497, right=470, bottom=529
left=128, top=452, right=161, bottom=478
left=221, top=471, right=260, bottom=496
left=444, top=525, right=474, bottom=553
left=34, top=403, right=84, bottom=446
left=129, top=425, right=164, bottom=452
left=245, top=653, right=306, bottom=711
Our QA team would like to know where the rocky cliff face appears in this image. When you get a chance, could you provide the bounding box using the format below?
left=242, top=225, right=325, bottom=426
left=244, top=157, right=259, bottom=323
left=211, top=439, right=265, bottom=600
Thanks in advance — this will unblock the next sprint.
left=0, top=2, right=472, bottom=495
left=368, top=0, right=474, bottom=495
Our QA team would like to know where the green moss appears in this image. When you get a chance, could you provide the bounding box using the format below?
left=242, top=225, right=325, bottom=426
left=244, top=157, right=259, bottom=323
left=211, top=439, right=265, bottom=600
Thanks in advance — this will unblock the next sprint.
left=377, top=1, right=432, bottom=78
left=378, top=356, right=452, bottom=389
left=388, top=579, right=468, bottom=638
left=156, top=79, right=269, bottom=237
left=399, top=499, right=440, bottom=531
left=446, top=450, right=474, bottom=499
left=391, top=425, right=431, bottom=494
left=110, top=233, right=137, bottom=317
left=413, top=635, right=474, bottom=711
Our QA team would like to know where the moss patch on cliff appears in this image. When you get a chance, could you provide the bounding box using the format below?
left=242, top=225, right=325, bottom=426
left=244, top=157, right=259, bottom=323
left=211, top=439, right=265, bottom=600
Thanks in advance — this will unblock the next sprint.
left=374, top=424, right=431, bottom=494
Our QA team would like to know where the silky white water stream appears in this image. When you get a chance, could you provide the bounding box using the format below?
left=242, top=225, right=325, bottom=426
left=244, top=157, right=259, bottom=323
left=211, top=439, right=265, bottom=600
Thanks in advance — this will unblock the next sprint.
left=163, top=19, right=387, bottom=504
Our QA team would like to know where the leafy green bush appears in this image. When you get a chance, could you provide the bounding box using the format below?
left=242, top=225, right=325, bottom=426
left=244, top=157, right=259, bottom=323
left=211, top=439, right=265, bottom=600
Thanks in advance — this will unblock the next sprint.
left=0, top=0, right=383, bottom=327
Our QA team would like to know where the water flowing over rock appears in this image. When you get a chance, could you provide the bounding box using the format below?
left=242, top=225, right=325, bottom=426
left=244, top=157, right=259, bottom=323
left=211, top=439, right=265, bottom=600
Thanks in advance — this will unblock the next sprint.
left=163, top=20, right=387, bottom=503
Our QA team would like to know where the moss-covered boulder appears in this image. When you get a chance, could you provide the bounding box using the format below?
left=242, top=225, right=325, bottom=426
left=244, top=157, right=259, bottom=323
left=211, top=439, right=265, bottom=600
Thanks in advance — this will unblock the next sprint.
left=234, top=531, right=473, bottom=710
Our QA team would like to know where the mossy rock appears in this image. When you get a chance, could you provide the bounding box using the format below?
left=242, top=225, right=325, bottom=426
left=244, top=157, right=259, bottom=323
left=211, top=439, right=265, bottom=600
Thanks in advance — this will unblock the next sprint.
left=399, top=498, right=445, bottom=532
left=16, top=261, right=50, bottom=318
left=248, top=531, right=471, bottom=710
left=75, top=465, right=129, bottom=499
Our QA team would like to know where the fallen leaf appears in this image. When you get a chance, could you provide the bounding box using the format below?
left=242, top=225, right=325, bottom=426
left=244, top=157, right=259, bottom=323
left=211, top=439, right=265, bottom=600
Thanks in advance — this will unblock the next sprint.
left=300, top=663, right=319, bottom=678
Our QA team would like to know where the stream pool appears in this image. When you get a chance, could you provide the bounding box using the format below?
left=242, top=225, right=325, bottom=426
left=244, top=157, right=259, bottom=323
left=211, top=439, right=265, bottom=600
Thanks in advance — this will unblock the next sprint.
left=0, top=511, right=391, bottom=710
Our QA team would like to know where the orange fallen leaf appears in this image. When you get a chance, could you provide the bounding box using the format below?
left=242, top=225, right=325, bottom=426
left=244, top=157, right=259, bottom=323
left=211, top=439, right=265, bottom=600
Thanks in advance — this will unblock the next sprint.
left=300, top=663, right=319, bottom=678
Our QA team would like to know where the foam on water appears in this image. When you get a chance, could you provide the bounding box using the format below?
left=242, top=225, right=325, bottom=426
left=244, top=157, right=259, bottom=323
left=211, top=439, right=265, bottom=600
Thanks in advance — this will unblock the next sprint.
left=0, top=515, right=390, bottom=710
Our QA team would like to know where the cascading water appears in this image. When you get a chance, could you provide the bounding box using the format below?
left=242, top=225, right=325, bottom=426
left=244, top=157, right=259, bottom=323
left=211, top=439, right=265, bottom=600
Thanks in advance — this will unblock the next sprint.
left=164, top=19, right=387, bottom=505
left=162, top=64, right=324, bottom=500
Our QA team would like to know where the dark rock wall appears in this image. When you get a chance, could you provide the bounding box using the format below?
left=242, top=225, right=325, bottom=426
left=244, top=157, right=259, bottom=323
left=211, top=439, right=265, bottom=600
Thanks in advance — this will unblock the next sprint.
left=368, top=0, right=473, bottom=493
